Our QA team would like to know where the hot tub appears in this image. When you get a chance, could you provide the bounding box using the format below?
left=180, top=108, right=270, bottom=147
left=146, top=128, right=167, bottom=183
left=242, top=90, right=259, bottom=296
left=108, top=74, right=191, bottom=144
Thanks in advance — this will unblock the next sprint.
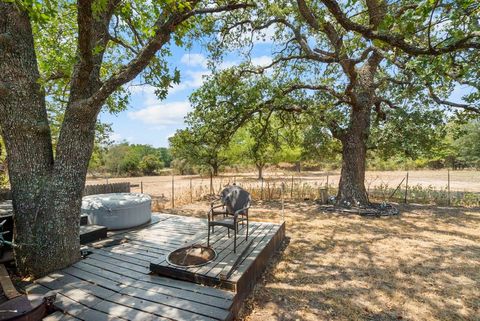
left=81, top=193, right=151, bottom=230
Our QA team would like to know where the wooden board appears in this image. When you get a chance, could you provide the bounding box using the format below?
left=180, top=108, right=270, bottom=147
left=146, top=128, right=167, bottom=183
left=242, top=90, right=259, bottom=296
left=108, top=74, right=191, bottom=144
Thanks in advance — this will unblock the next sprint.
left=149, top=221, right=284, bottom=294
left=24, top=213, right=284, bottom=321
left=79, top=225, right=107, bottom=244
left=0, top=264, right=21, bottom=299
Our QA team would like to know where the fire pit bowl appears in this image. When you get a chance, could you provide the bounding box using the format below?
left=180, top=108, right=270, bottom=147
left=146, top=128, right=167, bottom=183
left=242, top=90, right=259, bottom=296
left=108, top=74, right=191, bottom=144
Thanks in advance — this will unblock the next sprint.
left=166, top=244, right=216, bottom=268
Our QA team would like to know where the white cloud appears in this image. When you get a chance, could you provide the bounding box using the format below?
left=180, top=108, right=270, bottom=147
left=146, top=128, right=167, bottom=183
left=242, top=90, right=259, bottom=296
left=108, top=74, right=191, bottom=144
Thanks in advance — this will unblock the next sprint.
left=127, top=69, right=210, bottom=97
left=252, top=24, right=276, bottom=44
left=251, top=55, right=272, bottom=67
left=219, top=60, right=238, bottom=70
left=128, top=84, right=157, bottom=98
left=128, top=101, right=192, bottom=126
left=169, top=70, right=210, bottom=94
left=180, top=53, right=208, bottom=68
left=128, top=54, right=270, bottom=99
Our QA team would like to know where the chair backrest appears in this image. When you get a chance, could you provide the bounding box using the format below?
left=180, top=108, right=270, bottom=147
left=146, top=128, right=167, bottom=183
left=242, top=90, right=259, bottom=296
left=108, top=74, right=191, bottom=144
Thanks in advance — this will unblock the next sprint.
left=220, top=185, right=251, bottom=214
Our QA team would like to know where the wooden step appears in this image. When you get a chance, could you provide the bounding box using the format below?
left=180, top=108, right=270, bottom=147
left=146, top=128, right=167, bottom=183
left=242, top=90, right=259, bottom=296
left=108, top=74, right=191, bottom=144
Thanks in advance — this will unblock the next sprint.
left=80, top=225, right=107, bottom=245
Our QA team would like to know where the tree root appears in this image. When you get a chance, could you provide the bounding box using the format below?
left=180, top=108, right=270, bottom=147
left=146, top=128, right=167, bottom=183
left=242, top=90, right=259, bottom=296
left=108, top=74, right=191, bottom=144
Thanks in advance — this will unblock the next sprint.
left=318, top=202, right=400, bottom=216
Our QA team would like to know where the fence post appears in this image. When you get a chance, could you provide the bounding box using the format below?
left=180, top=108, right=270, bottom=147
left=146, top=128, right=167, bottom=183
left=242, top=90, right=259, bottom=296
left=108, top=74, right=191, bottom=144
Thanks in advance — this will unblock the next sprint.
left=281, top=182, right=285, bottom=222
left=210, top=171, right=213, bottom=195
left=290, top=175, right=294, bottom=199
left=190, top=177, right=193, bottom=203
left=404, top=172, right=409, bottom=203
left=261, top=177, right=264, bottom=200
left=326, top=172, right=329, bottom=194
left=299, top=178, right=302, bottom=199
left=140, top=181, right=143, bottom=194
left=171, top=174, right=175, bottom=208
left=448, top=169, right=451, bottom=206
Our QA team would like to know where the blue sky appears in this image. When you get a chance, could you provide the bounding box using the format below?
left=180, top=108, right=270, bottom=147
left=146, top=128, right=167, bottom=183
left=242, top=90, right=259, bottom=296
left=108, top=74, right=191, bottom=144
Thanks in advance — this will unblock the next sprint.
left=99, top=37, right=274, bottom=148
left=98, top=35, right=471, bottom=148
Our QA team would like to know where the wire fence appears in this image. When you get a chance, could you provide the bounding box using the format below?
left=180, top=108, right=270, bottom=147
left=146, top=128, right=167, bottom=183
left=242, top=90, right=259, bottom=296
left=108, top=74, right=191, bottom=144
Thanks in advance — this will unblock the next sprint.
left=94, top=170, right=480, bottom=208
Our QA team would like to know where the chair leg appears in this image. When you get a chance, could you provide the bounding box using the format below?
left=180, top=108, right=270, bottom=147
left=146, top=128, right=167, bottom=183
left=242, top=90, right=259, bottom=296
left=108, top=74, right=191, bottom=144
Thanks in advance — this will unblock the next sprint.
left=246, top=217, right=249, bottom=241
left=228, top=228, right=230, bottom=238
left=207, top=225, right=210, bottom=247
left=234, top=228, right=237, bottom=253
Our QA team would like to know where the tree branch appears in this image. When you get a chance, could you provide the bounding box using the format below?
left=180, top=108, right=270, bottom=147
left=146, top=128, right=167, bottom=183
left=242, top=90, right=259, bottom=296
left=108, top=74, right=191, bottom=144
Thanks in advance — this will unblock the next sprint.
left=297, top=0, right=321, bottom=30
left=320, top=0, right=480, bottom=55
left=427, top=85, right=480, bottom=113
left=88, top=2, right=251, bottom=108
left=186, top=3, right=255, bottom=17
left=74, top=0, right=95, bottom=88
left=377, top=97, right=398, bottom=109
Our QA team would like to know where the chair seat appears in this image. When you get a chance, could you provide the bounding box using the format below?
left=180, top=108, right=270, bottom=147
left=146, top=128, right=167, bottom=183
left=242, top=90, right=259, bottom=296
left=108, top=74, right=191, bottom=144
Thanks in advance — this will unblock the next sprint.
left=209, top=217, right=236, bottom=228
left=211, top=209, right=229, bottom=216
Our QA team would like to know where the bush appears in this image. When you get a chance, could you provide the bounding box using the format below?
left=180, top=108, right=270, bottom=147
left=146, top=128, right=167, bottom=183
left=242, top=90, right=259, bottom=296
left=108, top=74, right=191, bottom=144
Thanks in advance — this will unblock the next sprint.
left=139, top=155, right=164, bottom=175
left=171, top=159, right=196, bottom=175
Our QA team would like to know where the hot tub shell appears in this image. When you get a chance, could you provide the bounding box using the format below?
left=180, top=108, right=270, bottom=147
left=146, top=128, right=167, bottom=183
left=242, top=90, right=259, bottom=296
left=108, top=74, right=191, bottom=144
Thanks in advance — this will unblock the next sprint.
left=81, top=193, right=152, bottom=230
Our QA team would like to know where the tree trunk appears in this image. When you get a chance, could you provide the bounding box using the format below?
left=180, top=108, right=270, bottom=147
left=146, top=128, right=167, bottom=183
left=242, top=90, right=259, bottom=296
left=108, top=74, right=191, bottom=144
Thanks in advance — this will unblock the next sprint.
left=0, top=3, right=97, bottom=277
left=256, top=164, right=264, bottom=180
left=295, top=161, right=301, bottom=173
left=212, top=163, right=219, bottom=176
left=336, top=107, right=370, bottom=206
left=334, top=51, right=382, bottom=207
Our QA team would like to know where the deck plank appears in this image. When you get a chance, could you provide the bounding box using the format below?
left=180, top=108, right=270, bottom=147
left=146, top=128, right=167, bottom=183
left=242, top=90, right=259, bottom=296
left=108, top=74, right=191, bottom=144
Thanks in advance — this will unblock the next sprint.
left=28, top=213, right=283, bottom=321
left=43, top=311, right=82, bottom=321
left=105, top=292, right=219, bottom=321
left=72, top=257, right=234, bottom=299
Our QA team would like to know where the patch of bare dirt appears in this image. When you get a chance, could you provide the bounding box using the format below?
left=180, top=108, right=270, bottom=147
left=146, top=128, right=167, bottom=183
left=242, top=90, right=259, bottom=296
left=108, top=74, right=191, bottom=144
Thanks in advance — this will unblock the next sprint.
left=169, top=201, right=480, bottom=321
left=86, top=169, right=480, bottom=196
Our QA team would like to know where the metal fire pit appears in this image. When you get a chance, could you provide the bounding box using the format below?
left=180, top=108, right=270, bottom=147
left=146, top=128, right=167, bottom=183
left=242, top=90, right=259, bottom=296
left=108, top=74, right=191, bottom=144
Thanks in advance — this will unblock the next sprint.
left=166, top=244, right=217, bottom=268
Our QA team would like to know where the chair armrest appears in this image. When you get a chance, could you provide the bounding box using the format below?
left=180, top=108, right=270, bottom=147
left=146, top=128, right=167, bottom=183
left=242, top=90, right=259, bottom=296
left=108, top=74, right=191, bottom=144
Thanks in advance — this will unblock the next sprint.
left=234, top=203, right=250, bottom=214
left=210, top=203, right=225, bottom=210
left=234, top=206, right=250, bottom=219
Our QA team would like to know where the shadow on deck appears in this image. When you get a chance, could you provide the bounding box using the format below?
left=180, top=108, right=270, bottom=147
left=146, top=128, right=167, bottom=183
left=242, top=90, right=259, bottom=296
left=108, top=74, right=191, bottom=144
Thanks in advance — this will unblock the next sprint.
left=26, top=213, right=285, bottom=321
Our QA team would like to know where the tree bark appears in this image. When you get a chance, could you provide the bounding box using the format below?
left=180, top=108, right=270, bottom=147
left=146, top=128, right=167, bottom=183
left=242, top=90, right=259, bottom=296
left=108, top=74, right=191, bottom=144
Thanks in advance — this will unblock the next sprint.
left=335, top=52, right=381, bottom=207
left=0, top=3, right=84, bottom=277
left=0, top=3, right=102, bottom=277
left=211, top=163, right=219, bottom=176
left=256, top=164, right=264, bottom=180
left=336, top=106, right=370, bottom=206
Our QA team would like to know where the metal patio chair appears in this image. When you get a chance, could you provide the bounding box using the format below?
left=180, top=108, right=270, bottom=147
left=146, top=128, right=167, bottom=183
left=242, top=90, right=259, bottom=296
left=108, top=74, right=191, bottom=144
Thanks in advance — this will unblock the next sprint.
left=207, top=185, right=251, bottom=253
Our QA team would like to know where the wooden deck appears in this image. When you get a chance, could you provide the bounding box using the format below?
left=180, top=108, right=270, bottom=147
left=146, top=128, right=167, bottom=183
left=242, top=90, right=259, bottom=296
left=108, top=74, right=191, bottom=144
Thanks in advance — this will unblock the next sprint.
left=150, top=220, right=285, bottom=293
left=25, top=213, right=285, bottom=321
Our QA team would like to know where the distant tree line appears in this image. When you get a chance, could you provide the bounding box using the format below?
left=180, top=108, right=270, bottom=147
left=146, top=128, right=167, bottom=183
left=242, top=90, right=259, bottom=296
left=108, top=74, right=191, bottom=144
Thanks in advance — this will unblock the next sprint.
left=82, top=117, right=480, bottom=180
left=168, top=113, right=480, bottom=177
left=5, top=116, right=479, bottom=184
left=88, top=142, right=172, bottom=177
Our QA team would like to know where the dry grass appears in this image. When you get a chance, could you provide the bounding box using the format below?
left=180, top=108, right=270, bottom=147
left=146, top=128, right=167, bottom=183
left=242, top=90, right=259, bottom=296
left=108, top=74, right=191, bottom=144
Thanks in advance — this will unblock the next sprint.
left=87, top=170, right=480, bottom=207
left=87, top=169, right=480, bottom=194
left=168, top=201, right=480, bottom=321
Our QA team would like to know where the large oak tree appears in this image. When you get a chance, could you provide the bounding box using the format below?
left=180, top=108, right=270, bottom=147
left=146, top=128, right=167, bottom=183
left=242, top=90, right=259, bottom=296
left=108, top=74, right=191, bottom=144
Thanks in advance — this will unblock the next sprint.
left=207, top=0, right=479, bottom=206
left=0, top=0, right=250, bottom=277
